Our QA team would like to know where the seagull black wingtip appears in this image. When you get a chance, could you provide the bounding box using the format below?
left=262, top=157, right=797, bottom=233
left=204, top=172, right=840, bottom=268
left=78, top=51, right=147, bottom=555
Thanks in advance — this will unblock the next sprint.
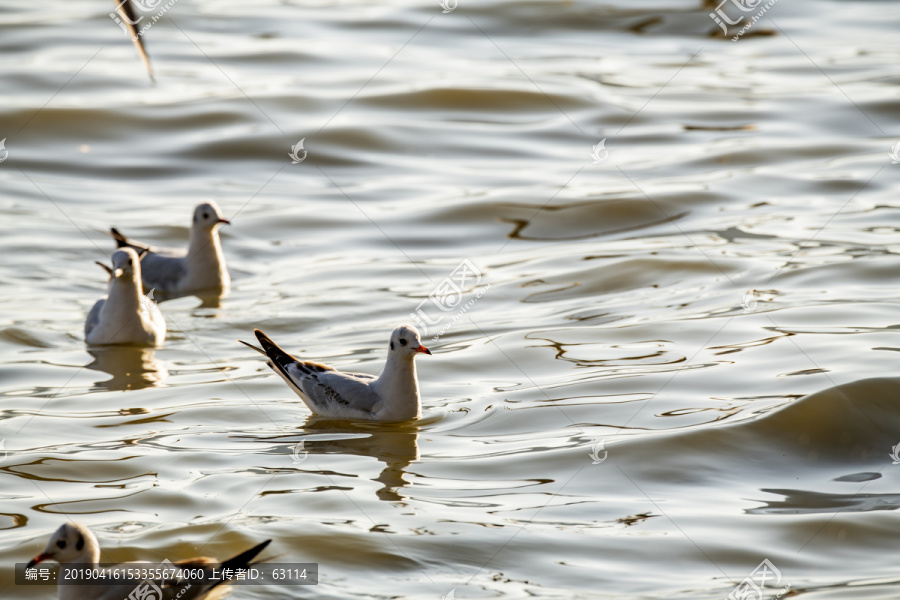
left=221, top=538, right=272, bottom=570
left=252, top=330, right=300, bottom=375
left=208, top=538, right=273, bottom=591
left=110, top=227, right=129, bottom=248
left=254, top=329, right=279, bottom=351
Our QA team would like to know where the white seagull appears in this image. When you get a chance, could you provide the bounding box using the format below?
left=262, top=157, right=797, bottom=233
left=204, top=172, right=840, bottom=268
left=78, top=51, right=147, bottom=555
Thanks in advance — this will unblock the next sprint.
left=110, top=201, right=231, bottom=298
left=27, top=521, right=271, bottom=600
left=86, top=247, right=166, bottom=347
left=240, top=325, right=432, bottom=421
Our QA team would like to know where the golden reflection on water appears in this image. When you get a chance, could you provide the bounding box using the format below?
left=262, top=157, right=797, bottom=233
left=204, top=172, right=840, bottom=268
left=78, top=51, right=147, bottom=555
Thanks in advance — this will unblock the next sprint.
left=2, top=0, right=900, bottom=598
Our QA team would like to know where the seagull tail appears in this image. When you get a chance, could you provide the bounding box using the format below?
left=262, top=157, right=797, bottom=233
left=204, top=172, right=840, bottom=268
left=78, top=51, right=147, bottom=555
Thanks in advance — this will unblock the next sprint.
left=110, top=227, right=130, bottom=248
left=253, top=329, right=302, bottom=377
left=254, top=329, right=292, bottom=360
left=95, top=261, right=113, bottom=277
left=221, top=539, right=272, bottom=571
left=238, top=339, right=266, bottom=356
left=110, top=227, right=152, bottom=253
left=209, top=539, right=272, bottom=590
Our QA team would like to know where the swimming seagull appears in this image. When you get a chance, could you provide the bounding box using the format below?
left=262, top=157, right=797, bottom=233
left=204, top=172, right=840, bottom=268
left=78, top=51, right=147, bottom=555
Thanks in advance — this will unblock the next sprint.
left=27, top=521, right=271, bottom=600
left=113, top=0, right=154, bottom=81
left=86, top=247, right=166, bottom=346
left=240, top=325, right=431, bottom=421
left=110, top=201, right=231, bottom=298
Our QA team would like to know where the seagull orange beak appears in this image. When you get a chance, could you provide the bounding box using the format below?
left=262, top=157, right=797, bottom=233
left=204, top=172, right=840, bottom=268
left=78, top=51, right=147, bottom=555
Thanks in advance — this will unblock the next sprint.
left=217, top=218, right=231, bottom=225
left=27, top=553, right=51, bottom=569
left=415, top=345, right=432, bottom=355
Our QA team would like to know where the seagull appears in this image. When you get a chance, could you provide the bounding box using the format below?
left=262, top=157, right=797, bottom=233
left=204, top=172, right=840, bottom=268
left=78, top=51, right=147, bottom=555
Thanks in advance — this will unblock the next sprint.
left=240, top=325, right=431, bottom=421
left=27, top=521, right=271, bottom=600
left=110, top=201, right=231, bottom=298
left=86, top=247, right=166, bottom=347
left=112, top=0, right=154, bottom=81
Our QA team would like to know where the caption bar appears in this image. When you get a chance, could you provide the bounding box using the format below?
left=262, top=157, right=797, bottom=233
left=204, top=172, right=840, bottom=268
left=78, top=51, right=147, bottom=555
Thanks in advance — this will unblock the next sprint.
left=16, top=563, right=318, bottom=586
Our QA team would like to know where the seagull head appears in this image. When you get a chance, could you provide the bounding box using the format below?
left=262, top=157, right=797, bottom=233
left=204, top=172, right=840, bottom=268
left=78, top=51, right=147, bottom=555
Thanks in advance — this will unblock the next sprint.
left=389, top=324, right=431, bottom=357
left=110, top=247, right=144, bottom=280
left=96, top=247, right=145, bottom=281
left=192, top=201, right=230, bottom=230
left=28, top=522, right=100, bottom=567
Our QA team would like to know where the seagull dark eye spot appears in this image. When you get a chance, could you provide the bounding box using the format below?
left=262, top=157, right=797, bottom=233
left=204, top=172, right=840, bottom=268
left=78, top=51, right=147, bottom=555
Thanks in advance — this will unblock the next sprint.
left=399, top=338, right=407, bottom=346
left=128, top=259, right=132, bottom=266
left=390, top=341, right=395, bottom=350
left=56, top=540, right=66, bottom=549
left=203, top=212, right=209, bottom=220
left=76, top=535, right=84, bottom=551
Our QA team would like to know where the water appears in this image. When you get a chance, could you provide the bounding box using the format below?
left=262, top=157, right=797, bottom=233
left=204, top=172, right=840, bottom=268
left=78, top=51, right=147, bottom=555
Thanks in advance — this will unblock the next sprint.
left=2, top=0, right=900, bottom=598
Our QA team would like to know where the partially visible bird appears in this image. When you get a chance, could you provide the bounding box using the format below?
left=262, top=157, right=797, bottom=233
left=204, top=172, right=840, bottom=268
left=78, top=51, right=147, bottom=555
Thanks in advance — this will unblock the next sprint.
left=112, top=0, right=154, bottom=81
left=86, top=247, right=166, bottom=347
left=27, top=521, right=272, bottom=600
left=110, top=201, right=231, bottom=299
left=240, top=325, right=431, bottom=421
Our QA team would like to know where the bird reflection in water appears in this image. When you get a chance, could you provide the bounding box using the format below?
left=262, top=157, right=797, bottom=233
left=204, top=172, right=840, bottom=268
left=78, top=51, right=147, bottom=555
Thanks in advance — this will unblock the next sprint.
left=193, top=290, right=224, bottom=310
left=300, top=417, right=420, bottom=502
left=149, top=288, right=226, bottom=311
left=85, top=346, right=164, bottom=391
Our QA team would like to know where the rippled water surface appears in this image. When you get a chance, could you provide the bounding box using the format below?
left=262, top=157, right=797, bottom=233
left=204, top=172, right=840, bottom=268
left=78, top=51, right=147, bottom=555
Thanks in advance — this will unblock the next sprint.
left=3, top=0, right=900, bottom=598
